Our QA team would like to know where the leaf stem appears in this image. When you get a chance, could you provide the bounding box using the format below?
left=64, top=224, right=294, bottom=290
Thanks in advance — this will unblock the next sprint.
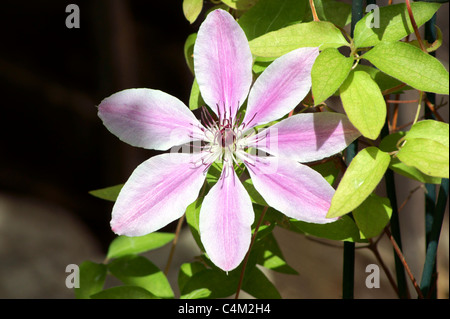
left=384, top=227, right=423, bottom=299
left=164, top=214, right=185, bottom=276
left=367, top=239, right=399, bottom=296
left=412, top=91, right=424, bottom=126
left=405, top=0, right=427, bottom=53
left=235, top=205, right=268, bottom=299
left=309, top=0, right=320, bottom=22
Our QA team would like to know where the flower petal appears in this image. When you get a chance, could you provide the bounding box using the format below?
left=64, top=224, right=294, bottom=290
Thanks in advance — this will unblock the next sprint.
left=246, top=156, right=336, bottom=224
left=199, top=166, right=254, bottom=271
left=98, top=88, right=205, bottom=151
left=194, top=9, right=253, bottom=119
left=111, top=153, right=207, bottom=236
left=242, top=47, right=319, bottom=129
left=247, top=112, right=361, bottom=163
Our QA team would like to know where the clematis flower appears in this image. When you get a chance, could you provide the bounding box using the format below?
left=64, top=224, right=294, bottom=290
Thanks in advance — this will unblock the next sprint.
left=98, top=9, right=360, bottom=271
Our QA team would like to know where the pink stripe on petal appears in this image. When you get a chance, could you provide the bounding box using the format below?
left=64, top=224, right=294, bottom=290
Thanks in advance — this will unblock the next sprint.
left=194, top=9, right=253, bottom=119
left=98, top=88, right=205, bottom=151
left=111, top=153, right=207, bottom=236
left=243, top=47, right=319, bottom=129
left=248, top=112, right=361, bottom=163
left=199, top=166, right=254, bottom=272
left=247, top=156, right=337, bottom=224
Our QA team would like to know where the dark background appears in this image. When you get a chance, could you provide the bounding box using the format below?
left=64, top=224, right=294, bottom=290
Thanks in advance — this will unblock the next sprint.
left=0, top=1, right=447, bottom=299
left=0, top=1, right=205, bottom=250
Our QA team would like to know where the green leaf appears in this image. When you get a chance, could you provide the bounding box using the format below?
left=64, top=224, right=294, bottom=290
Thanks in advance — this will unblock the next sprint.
left=184, top=33, right=197, bottom=75
left=396, top=138, right=449, bottom=179
left=327, top=147, right=391, bottom=218
left=243, top=178, right=268, bottom=206
left=185, top=197, right=205, bottom=251
left=180, top=267, right=240, bottom=299
left=108, top=255, right=174, bottom=298
left=353, top=2, right=441, bottom=48
left=379, top=132, right=442, bottom=184
left=189, top=78, right=206, bottom=111
left=242, top=266, right=281, bottom=299
left=290, top=215, right=363, bottom=242
left=249, top=21, right=349, bottom=58
left=404, top=120, right=449, bottom=148
left=238, top=0, right=306, bottom=41
left=409, top=26, right=443, bottom=53
left=311, top=48, right=354, bottom=105
left=395, top=120, right=449, bottom=178
left=340, top=70, right=386, bottom=140
left=310, top=160, right=340, bottom=186
left=106, top=232, right=175, bottom=260
left=362, top=41, right=449, bottom=95
left=182, top=0, right=203, bottom=24
left=353, top=194, right=392, bottom=239
left=302, top=0, right=352, bottom=27
left=255, top=233, right=298, bottom=274
left=221, top=0, right=260, bottom=10
left=353, top=65, right=413, bottom=93
left=178, top=262, right=208, bottom=294
left=89, top=184, right=123, bottom=202
left=74, top=261, right=107, bottom=299
left=181, top=288, right=212, bottom=299
left=90, top=286, right=157, bottom=299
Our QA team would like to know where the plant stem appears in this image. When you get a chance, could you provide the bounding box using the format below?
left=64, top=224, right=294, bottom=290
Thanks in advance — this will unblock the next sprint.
left=405, top=0, right=427, bottom=52
left=235, top=205, right=268, bottom=299
left=367, top=239, right=399, bottom=296
left=309, top=0, right=320, bottom=21
left=384, top=228, right=423, bottom=299
left=164, top=214, right=185, bottom=275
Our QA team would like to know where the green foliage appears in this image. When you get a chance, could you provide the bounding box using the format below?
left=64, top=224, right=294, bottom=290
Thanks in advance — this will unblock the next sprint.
left=291, top=215, right=363, bottom=242
left=328, top=147, right=391, bottom=218
left=108, top=255, right=174, bottom=298
left=380, top=132, right=442, bottom=184
left=106, top=232, right=175, bottom=260
left=89, top=184, right=123, bottom=202
left=396, top=120, right=449, bottom=178
left=362, top=41, right=449, bottom=94
left=311, top=48, right=354, bottom=105
left=182, top=0, right=203, bottom=24
left=302, top=0, right=351, bottom=27
left=353, top=2, right=441, bottom=48
left=74, top=261, right=107, bottom=299
left=340, top=70, right=386, bottom=140
left=238, top=0, right=307, bottom=41
left=184, top=33, right=197, bottom=75
left=249, top=21, right=349, bottom=58
left=353, top=194, right=392, bottom=239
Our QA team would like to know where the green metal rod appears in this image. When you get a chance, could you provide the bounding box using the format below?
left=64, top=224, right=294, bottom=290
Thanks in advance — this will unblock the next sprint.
left=420, top=179, right=449, bottom=298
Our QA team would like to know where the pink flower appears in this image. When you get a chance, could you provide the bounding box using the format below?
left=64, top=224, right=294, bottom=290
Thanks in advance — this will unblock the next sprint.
left=98, top=9, right=360, bottom=271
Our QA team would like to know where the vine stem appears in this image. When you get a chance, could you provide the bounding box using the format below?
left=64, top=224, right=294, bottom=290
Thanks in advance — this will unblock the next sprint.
left=405, top=0, right=427, bottom=53
left=164, top=214, right=185, bottom=276
left=367, top=239, right=399, bottom=296
left=235, top=205, right=268, bottom=299
left=309, top=0, right=320, bottom=21
left=384, top=227, right=424, bottom=299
